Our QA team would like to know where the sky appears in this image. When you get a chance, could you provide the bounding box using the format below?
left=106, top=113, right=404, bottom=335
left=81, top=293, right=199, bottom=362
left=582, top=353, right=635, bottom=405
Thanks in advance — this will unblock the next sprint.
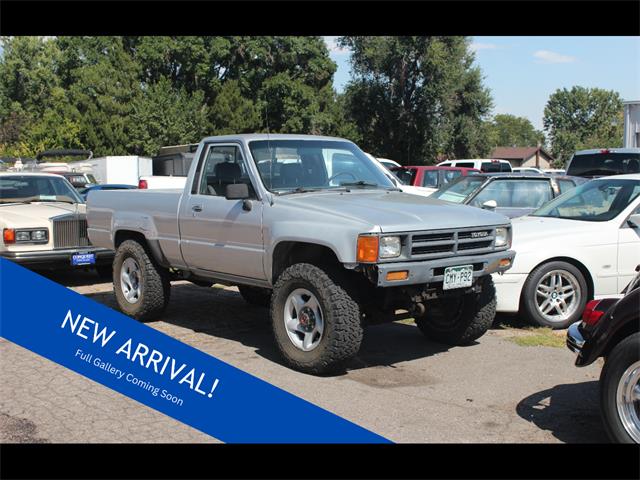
left=324, top=36, right=640, bottom=131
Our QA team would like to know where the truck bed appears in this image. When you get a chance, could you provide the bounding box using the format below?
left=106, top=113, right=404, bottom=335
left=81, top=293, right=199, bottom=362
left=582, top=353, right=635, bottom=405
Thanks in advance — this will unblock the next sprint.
left=87, top=189, right=184, bottom=266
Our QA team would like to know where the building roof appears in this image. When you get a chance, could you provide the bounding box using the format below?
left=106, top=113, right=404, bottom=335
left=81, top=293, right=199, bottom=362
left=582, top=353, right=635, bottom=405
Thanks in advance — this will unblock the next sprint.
left=491, top=147, right=554, bottom=161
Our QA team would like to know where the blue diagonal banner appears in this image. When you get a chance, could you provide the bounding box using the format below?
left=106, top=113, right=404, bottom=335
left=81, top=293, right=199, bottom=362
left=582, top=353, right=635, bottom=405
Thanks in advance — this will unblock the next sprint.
left=0, top=258, right=389, bottom=443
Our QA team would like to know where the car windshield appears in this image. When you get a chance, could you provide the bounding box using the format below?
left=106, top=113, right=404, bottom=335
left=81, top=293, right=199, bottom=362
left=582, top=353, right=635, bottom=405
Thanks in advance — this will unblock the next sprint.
left=431, top=176, right=485, bottom=203
left=0, top=175, right=84, bottom=204
left=567, top=152, right=640, bottom=177
left=248, top=140, right=396, bottom=193
left=532, top=178, right=640, bottom=222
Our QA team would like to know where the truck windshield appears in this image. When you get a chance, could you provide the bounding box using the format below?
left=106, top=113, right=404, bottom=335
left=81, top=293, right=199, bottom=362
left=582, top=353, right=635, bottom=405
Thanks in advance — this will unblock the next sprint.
left=431, top=176, right=485, bottom=203
left=531, top=178, right=640, bottom=222
left=0, top=175, right=84, bottom=204
left=248, top=140, right=396, bottom=193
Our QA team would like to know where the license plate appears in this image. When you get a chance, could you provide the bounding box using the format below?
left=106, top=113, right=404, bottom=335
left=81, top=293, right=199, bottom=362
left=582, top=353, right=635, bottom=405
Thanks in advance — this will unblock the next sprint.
left=71, top=253, right=96, bottom=266
left=443, top=265, right=473, bottom=290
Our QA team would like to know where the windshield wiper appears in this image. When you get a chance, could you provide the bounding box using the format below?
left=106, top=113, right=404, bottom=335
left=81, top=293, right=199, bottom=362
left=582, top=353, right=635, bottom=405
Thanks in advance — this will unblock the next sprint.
left=277, top=186, right=324, bottom=196
left=339, top=181, right=379, bottom=188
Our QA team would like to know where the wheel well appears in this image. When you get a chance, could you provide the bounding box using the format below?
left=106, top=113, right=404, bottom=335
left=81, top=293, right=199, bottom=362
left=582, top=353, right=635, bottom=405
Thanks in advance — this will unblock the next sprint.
left=114, top=230, right=148, bottom=249
left=529, top=256, right=595, bottom=300
left=601, top=321, right=639, bottom=358
left=271, top=242, right=342, bottom=283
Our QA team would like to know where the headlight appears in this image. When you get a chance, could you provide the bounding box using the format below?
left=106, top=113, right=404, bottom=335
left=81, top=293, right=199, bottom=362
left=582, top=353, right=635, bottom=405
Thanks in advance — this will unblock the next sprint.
left=495, top=227, right=510, bottom=248
left=4, top=228, right=49, bottom=244
left=379, top=236, right=401, bottom=258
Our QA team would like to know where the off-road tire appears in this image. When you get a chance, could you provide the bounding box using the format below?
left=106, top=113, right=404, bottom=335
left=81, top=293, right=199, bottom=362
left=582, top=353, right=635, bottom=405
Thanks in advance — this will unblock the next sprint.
left=238, top=285, right=272, bottom=307
left=95, top=263, right=113, bottom=281
left=521, top=261, right=587, bottom=329
left=415, top=276, right=496, bottom=345
left=599, top=333, right=640, bottom=443
left=271, top=263, right=363, bottom=374
left=113, top=239, right=170, bottom=321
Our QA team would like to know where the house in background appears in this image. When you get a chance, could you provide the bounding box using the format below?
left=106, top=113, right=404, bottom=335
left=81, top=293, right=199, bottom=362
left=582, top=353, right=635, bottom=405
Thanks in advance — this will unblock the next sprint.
left=491, top=146, right=554, bottom=169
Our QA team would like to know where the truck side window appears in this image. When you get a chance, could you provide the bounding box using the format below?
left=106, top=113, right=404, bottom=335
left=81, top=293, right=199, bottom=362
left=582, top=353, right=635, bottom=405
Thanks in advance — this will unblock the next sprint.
left=198, top=145, right=255, bottom=197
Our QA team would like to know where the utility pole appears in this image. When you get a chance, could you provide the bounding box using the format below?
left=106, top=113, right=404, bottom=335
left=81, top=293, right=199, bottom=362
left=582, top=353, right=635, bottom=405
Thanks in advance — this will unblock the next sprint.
left=535, top=141, right=541, bottom=169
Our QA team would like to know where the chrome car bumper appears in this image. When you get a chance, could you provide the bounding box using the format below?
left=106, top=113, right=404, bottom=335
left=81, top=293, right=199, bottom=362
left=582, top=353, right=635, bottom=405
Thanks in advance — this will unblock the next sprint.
left=374, top=249, right=515, bottom=287
left=0, top=247, right=114, bottom=267
left=566, top=321, right=585, bottom=354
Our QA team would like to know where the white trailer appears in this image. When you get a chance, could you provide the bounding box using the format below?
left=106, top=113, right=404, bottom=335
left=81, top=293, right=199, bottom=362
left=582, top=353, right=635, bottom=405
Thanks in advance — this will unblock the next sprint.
left=68, top=156, right=152, bottom=185
left=623, top=100, right=640, bottom=148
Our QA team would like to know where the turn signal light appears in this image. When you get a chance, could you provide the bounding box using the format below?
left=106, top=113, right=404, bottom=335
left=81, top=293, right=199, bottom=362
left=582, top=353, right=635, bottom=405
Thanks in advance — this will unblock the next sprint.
left=582, top=300, right=605, bottom=326
left=3, top=228, right=15, bottom=244
left=499, top=258, right=511, bottom=268
left=386, top=271, right=409, bottom=281
left=357, top=236, right=379, bottom=263
left=138, top=179, right=148, bottom=189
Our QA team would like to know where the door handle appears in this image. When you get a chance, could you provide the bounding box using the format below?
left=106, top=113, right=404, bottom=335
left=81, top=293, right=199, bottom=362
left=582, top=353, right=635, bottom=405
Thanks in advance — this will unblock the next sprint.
left=192, top=205, right=203, bottom=212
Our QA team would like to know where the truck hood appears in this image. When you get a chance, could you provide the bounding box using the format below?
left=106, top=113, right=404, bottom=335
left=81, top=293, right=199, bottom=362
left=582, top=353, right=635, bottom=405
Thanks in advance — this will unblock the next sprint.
left=0, top=202, right=84, bottom=228
left=275, top=190, right=510, bottom=232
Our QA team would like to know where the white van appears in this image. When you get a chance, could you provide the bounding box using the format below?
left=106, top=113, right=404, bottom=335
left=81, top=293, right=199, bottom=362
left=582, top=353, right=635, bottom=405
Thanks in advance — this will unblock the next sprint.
left=437, top=158, right=512, bottom=173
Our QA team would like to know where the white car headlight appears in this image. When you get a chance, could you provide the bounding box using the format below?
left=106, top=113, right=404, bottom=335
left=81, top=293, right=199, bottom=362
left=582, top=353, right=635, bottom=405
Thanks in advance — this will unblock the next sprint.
left=495, top=227, right=510, bottom=248
left=379, top=236, right=401, bottom=258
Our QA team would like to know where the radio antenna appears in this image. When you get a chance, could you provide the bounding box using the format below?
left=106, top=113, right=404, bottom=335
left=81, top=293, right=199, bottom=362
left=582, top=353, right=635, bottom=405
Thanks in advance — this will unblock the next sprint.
left=264, top=99, right=274, bottom=193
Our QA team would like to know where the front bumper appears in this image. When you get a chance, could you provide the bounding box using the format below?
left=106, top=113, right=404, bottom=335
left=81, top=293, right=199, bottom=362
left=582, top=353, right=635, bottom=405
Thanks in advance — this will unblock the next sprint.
left=374, top=249, right=515, bottom=287
left=566, top=321, right=585, bottom=356
left=0, top=247, right=114, bottom=268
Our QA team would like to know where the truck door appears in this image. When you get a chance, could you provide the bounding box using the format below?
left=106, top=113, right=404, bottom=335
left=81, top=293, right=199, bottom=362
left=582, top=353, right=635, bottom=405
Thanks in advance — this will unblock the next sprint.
left=179, top=143, right=266, bottom=280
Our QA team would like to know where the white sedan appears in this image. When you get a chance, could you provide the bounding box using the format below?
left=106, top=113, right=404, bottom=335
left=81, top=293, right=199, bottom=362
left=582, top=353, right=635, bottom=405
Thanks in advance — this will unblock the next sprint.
left=493, top=174, right=640, bottom=328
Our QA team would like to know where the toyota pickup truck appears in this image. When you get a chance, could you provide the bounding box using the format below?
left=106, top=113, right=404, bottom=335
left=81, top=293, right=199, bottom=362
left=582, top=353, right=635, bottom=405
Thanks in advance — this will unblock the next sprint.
left=87, top=134, right=516, bottom=374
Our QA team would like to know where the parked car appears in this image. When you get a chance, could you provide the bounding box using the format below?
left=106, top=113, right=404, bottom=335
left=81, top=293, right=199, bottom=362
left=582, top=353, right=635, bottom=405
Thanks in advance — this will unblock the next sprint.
left=52, top=171, right=98, bottom=191
left=512, top=167, right=543, bottom=174
left=364, top=154, right=435, bottom=197
left=79, top=184, right=137, bottom=200
left=0, top=172, right=113, bottom=276
left=87, top=134, right=515, bottom=374
left=566, top=148, right=640, bottom=178
left=437, top=158, right=512, bottom=173
left=431, top=173, right=586, bottom=218
left=493, top=174, right=640, bottom=328
left=566, top=267, right=640, bottom=443
left=390, top=166, right=480, bottom=195
left=376, top=158, right=402, bottom=169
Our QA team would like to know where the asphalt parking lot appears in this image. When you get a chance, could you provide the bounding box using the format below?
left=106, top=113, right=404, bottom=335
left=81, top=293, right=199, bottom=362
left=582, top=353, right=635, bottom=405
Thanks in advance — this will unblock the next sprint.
left=0, top=269, right=608, bottom=443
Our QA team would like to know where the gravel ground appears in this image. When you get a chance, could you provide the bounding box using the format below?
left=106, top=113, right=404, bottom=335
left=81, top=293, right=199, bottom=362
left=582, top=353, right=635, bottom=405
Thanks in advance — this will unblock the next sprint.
left=0, top=269, right=607, bottom=443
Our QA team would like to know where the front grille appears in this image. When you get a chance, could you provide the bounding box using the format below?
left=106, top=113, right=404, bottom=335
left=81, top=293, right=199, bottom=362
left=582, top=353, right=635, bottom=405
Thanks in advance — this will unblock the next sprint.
left=409, top=227, right=498, bottom=260
left=53, top=217, right=90, bottom=248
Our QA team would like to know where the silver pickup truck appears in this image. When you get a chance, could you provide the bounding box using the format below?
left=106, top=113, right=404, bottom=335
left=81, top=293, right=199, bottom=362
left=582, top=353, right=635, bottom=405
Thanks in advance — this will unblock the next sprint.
left=87, top=134, right=516, bottom=374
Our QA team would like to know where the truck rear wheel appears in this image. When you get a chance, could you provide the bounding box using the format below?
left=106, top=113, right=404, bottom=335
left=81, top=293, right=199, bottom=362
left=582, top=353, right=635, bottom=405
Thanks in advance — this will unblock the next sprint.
left=238, top=285, right=271, bottom=307
left=271, top=263, right=363, bottom=374
left=415, top=276, right=496, bottom=345
left=113, top=239, right=170, bottom=321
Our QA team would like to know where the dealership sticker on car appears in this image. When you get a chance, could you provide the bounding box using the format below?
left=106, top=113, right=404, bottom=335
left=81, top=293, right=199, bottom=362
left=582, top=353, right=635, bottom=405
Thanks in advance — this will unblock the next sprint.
left=443, top=264, right=473, bottom=290
left=71, top=252, right=95, bottom=266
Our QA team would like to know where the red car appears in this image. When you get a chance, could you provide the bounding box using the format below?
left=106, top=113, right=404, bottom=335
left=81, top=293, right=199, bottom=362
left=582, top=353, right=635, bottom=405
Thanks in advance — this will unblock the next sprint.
left=390, top=165, right=480, bottom=191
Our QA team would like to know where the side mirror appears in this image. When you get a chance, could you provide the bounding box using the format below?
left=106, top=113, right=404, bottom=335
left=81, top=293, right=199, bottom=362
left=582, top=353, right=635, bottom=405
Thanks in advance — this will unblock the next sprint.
left=225, top=183, right=249, bottom=200
left=481, top=200, right=497, bottom=211
left=627, top=213, right=640, bottom=229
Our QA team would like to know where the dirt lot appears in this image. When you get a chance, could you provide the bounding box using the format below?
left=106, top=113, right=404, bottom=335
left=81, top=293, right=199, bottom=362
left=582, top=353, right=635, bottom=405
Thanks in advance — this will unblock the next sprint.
left=0, top=269, right=608, bottom=443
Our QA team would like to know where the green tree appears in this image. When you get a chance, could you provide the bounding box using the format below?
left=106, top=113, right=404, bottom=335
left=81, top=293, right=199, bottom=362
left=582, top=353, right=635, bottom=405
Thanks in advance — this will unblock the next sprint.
left=340, top=36, right=493, bottom=164
left=543, top=86, right=623, bottom=164
left=487, top=114, right=545, bottom=149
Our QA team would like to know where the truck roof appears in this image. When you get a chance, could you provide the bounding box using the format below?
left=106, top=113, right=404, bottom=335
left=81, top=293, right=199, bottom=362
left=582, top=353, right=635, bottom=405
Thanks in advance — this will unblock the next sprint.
left=199, top=133, right=350, bottom=144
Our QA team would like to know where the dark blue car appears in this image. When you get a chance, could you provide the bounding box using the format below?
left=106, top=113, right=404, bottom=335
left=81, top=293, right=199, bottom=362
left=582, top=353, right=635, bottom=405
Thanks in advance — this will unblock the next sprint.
left=79, top=184, right=137, bottom=201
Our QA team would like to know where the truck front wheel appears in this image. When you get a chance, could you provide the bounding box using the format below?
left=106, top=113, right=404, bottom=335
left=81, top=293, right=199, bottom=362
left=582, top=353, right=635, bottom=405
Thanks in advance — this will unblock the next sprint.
left=271, top=263, right=363, bottom=374
left=415, top=276, right=496, bottom=345
left=113, top=239, right=171, bottom=321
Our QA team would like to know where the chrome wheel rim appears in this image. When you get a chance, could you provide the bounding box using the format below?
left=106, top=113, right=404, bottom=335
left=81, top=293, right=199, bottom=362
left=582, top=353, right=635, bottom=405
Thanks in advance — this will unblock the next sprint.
left=534, top=269, right=581, bottom=324
left=616, top=360, right=640, bottom=443
left=283, top=288, right=324, bottom=352
left=120, top=257, right=142, bottom=304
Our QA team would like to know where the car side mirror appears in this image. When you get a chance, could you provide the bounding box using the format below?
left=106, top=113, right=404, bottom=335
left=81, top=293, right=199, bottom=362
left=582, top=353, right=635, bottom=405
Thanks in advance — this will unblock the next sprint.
left=627, top=213, right=640, bottom=229
left=481, top=200, right=497, bottom=211
left=225, top=183, right=249, bottom=200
